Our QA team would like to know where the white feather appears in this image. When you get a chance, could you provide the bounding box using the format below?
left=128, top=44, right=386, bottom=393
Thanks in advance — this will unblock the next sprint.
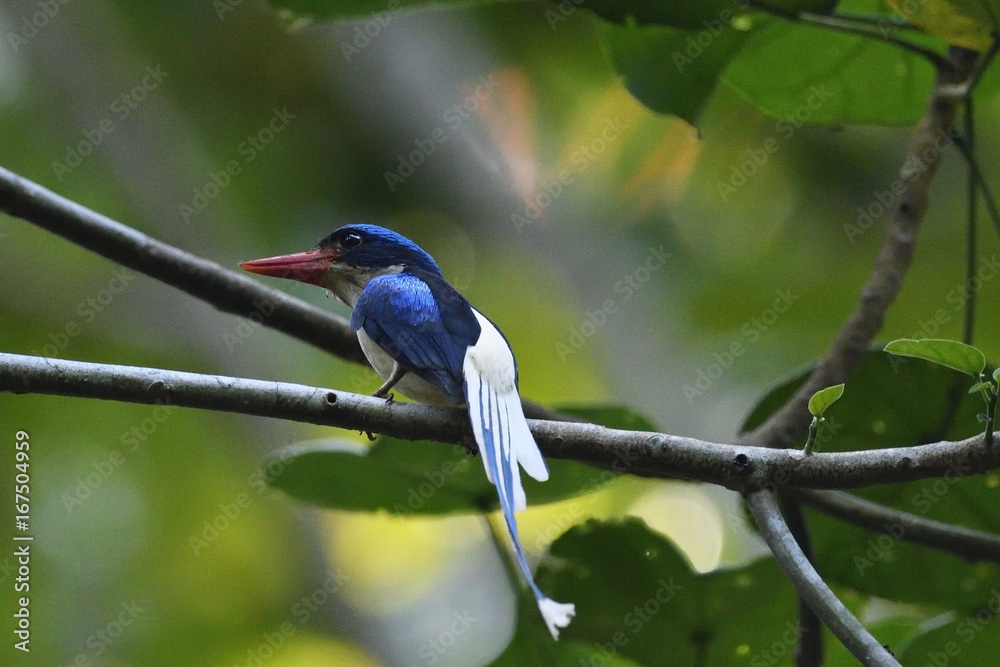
left=464, top=310, right=573, bottom=640
left=464, top=310, right=548, bottom=510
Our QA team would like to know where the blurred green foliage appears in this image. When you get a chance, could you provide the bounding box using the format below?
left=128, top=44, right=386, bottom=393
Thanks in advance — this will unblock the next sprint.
left=2, top=0, right=1000, bottom=665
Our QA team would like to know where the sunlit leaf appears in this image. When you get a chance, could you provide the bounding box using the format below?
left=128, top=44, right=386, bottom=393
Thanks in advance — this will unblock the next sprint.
left=888, top=0, right=997, bottom=51
left=722, top=18, right=939, bottom=126
left=885, top=338, right=987, bottom=376
left=808, top=383, right=845, bottom=417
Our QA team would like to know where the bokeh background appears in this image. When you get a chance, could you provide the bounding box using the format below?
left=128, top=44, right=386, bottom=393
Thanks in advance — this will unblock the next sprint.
left=1, top=1, right=999, bottom=665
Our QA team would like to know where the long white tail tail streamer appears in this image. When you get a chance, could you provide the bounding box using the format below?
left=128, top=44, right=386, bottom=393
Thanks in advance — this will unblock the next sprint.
left=463, top=344, right=575, bottom=639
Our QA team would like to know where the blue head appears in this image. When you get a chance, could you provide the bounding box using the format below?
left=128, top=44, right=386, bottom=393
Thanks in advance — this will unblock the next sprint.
left=240, top=224, right=442, bottom=306
left=317, top=224, right=441, bottom=276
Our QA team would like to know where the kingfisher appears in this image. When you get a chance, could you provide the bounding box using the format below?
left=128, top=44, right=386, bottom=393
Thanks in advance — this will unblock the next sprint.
left=240, top=224, right=575, bottom=639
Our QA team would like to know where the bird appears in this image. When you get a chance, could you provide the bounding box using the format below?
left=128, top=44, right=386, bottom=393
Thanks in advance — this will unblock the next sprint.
left=240, top=223, right=575, bottom=639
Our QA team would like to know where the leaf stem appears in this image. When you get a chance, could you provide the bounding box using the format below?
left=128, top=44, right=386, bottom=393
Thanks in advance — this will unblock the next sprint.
left=803, top=418, right=821, bottom=456
left=985, top=385, right=998, bottom=447
left=963, top=98, right=977, bottom=345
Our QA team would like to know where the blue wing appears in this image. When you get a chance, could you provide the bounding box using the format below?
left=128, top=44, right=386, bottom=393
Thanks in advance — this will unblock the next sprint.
left=350, top=271, right=481, bottom=404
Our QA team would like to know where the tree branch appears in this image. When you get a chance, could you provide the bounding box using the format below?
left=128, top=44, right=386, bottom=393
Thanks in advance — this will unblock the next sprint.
left=745, top=491, right=900, bottom=667
left=0, top=165, right=568, bottom=422
left=791, top=488, right=1000, bottom=562
left=777, top=493, right=823, bottom=667
left=0, top=165, right=366, bottom=364
left=741, top=46, right=980, bottom=451
left=3, top=351, right=999, bottom=491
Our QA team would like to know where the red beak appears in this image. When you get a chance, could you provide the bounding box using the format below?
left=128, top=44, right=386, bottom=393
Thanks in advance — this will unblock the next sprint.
left=239, top=248, right=338, bottom=286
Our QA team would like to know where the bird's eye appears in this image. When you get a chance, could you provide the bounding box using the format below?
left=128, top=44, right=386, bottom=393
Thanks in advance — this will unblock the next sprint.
left=341, top=232, right=363, bottom=249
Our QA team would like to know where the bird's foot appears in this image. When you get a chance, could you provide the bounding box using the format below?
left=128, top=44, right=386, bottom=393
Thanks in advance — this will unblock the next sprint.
left=371, top=386, right=397, bottom=402
left=361, top=430, right=377, bottom=441
left=461, top=436, right=479, bottom=457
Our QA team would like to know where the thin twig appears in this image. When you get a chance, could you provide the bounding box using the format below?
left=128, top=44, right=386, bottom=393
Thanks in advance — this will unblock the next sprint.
left=791, top=489, right=1000, bottom=562
left=741, top=47, right=980, bottom=451
left=777, top=493, right=823, bottom=667
left=2, top=352, right=999, bottom=490
left=964, top=98, right=977, bottom=345
left=747, top=0, right=946, bottom=67
left=746, top=491, right=901, bottom=666
left=833, top=12, right=916, bottom=31
left=963, top=35, right=1000, bottom=95
left=952, top=133, right=1000, bottom=245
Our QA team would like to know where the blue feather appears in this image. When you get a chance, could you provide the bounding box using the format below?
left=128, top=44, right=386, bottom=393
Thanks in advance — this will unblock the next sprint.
left=350, top=271, right=479, bottom=404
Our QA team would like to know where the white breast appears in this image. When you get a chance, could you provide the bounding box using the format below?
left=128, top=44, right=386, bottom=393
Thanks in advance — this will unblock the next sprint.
left=357, top=329, right=456, bottom=406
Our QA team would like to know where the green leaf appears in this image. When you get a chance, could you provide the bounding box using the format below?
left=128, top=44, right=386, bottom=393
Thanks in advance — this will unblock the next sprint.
left=598, top=17, right=758, bottom=127
left=884, top=338, right=987, bottom=376
left=742, top=350, right=1000, bottom=610
left=969, top=381, right=993, bottom=395
left=889, top=0, right=998, bottom=51
left=722, top=19, right=938, bottom=126
left=521, top=518, right=898, bottom=665
left=899, top=605, right=1000, bottom=664
left=265, top=437, right=492, bottom=514
left=265, top=404, right=656, bottom=515
left=808, top=383, right=845, bottom=417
